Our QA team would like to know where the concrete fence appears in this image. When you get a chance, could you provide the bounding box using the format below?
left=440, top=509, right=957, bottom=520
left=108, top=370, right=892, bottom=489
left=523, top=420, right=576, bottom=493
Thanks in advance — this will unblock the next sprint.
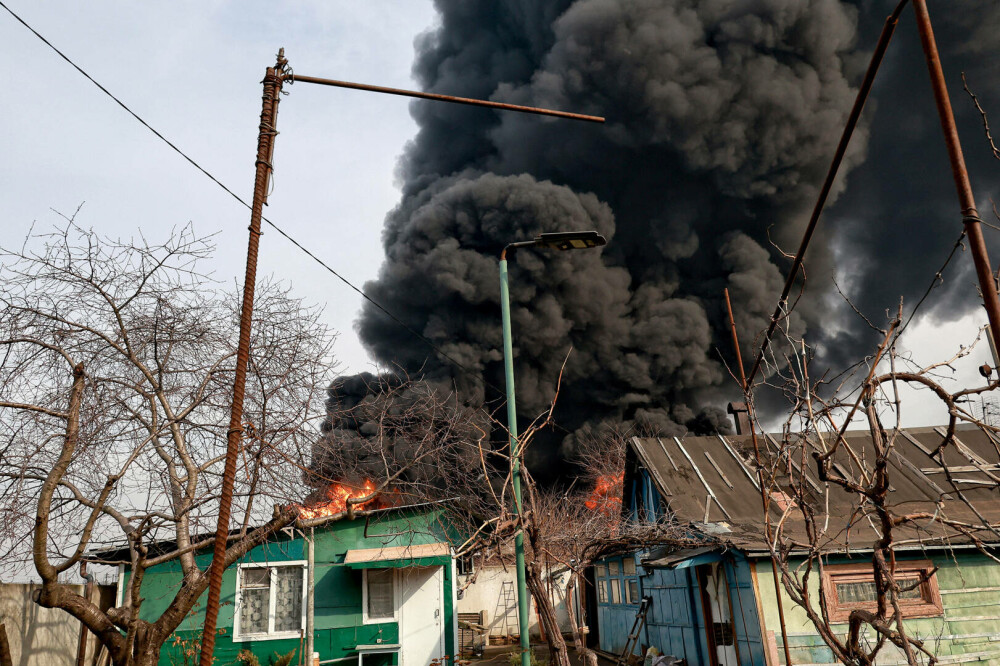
left=0, top=583, right=115, bottom=666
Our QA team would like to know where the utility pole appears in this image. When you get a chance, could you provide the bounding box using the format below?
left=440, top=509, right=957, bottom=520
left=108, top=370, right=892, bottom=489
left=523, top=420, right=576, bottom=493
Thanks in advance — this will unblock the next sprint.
left=198, top=48, right=288, bottom=666
left=198, top=49, right=602, bottom=665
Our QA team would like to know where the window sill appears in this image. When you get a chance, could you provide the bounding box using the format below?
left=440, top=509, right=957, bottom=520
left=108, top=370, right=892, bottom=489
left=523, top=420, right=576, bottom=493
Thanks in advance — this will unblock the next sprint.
left=234, top=630, right=304, bottom=642
left=825, top=603, right=943, bottom=624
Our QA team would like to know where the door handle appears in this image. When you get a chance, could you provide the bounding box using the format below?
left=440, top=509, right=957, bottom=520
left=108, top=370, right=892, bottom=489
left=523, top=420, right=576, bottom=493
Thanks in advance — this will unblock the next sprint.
left=434, top=608, right=440, bottom=618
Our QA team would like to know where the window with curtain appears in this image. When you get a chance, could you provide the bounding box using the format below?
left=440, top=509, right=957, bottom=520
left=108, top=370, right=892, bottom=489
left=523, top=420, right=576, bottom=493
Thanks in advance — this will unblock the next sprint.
left=237, top=563, right=306, bottom=639
left=365, top=568, right=395, bottom=621
left=821, top=561, right=942, bottom=622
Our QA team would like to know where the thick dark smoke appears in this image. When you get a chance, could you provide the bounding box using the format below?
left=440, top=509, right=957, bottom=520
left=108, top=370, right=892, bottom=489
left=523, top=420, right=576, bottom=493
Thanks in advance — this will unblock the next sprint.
left=820, top=0, right=1000, bottom=367
left=327, top=0, right=1000, bottom=477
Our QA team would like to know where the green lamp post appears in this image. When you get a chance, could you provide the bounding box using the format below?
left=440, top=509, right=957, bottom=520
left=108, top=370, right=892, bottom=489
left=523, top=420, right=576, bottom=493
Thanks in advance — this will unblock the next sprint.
left=499, top=230, right=607, bottom=666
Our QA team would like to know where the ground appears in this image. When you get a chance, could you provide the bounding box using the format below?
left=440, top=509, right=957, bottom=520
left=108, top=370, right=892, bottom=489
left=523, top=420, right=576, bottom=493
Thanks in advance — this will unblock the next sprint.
left=472, top=644, right=617, bottom=666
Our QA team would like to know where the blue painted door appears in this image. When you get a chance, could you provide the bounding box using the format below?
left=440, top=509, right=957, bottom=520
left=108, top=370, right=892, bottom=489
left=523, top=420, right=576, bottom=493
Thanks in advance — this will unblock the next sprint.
left=642, top=566, right=708, bottom=665
left=595, top=555, right=644, bottom=656
left=725, top=557, right=766, bottom=666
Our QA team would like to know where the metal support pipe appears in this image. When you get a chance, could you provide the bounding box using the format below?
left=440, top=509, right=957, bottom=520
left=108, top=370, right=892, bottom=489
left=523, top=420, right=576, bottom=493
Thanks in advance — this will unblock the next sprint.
left=912, top=0, right=1000, bottom=357
left=724, top=290, right=794, bottom=666
left=723, top=289, right=745, bottom=384
left=746, top=1, right=909, bottom=386
left=198, top=48, right=288, bottom=666
left=291, top=74, right=605, bottom=123
left=75, top=562, right=95, bottom=666
left=499, top=255, right=532, bottom=666
left=308, top=527, right=315, bottom=666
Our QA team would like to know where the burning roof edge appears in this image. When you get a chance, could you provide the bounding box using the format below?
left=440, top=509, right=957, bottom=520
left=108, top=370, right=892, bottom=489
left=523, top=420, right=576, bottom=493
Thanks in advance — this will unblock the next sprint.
left=85, top=497, right=458, bottom=565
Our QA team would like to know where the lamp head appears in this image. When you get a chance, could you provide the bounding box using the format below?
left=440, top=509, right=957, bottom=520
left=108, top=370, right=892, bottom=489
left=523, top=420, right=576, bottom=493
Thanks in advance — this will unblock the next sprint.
left=533, top=230, right=607, bottom=251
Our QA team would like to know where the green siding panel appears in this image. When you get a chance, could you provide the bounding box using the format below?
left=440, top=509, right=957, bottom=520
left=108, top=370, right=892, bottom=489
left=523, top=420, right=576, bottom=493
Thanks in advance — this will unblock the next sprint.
left=122, top=508, right=458, bottom=666
left=755, top=551, right=1000, bottom=665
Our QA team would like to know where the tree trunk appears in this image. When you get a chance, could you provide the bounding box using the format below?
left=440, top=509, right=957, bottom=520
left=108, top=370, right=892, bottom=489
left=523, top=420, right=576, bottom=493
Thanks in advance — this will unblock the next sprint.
left=525, top=564, right=570, bottom=666
left=564, top=574, right=584, bottom=652
left=111, top=626, right=166, bottom=666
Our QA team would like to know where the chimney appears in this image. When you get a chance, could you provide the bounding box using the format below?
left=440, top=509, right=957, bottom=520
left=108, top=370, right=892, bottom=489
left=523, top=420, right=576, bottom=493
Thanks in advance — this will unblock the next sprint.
left=727, top=402, right=751, bottom=435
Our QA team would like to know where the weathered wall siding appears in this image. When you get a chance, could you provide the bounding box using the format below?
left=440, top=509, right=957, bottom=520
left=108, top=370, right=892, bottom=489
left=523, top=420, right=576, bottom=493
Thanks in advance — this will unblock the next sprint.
left=754, top=552, right=1000, bottom=665
left=0, top=582, right=114, bottom=666
left=593, top=553, right=768, bottom=666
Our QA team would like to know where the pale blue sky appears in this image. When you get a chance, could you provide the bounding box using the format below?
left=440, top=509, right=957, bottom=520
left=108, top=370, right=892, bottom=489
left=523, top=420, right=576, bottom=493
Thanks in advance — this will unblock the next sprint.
left=2, top=0, right=438, bottom=373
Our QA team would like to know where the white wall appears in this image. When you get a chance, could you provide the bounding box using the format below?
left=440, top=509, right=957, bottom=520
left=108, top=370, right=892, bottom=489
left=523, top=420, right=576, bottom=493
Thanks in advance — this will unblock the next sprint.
left=456, top=566, right=574, bottom=638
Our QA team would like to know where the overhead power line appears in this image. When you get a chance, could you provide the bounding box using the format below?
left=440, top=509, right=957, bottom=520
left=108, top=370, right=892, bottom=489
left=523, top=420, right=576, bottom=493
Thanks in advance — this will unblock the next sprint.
left=0, top=0, right=501, bottom=394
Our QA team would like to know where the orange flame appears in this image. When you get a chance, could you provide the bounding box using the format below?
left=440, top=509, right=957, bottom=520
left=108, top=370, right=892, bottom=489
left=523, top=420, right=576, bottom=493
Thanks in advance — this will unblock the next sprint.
left=585, top=473, right=624, bottom=514
left=297, top=479, right=378, bottom=519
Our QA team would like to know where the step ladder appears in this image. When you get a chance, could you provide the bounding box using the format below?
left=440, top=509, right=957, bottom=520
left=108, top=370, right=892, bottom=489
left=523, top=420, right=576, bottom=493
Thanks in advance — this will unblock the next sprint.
left=493, top=580, right=518, bottom=640
left=616, top=596, right=652, bottom=666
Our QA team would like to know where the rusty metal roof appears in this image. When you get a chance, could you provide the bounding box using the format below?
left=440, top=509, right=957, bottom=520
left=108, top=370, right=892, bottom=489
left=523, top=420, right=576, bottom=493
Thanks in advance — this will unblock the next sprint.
left=628, top=424, right=1000, bottom=553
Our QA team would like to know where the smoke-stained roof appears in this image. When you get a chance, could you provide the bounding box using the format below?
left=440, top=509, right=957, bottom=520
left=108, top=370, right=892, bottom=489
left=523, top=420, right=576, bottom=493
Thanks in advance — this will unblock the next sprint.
left=628, top=425, right=1000, bottom=553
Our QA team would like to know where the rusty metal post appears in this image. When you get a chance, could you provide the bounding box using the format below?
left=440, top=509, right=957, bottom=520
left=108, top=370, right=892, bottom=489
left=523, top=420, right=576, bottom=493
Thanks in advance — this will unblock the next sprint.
left=724, top=290, right=794, bottom=665
left=723, top=288, right=745, bottom=384
left=290, top=74, right=604, bottom=123
left=912, top=0, right=1000, bottom=357
left=198, top=48, right=288, bottom=666
left=75, top=562, right=95, bottom=666
left=746, top=1, right=909, bottom=387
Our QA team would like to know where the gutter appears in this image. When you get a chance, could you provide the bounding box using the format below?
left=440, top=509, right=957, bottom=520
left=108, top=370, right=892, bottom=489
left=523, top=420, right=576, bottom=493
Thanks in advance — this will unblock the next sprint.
left=76, top=562, right=96, bottom=666
left=743, top=541, right=1000, bottom=559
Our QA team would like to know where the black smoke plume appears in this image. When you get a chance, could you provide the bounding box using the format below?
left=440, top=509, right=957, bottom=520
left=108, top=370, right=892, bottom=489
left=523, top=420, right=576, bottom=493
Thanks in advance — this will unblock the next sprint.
left=325, top=0, right=1000, bottom=477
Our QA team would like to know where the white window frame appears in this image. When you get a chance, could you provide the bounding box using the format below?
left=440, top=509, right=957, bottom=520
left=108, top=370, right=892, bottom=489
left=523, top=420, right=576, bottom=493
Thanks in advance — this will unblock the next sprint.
left=362, top=567, right=399, bottom=625
left=233, top=560, right=307, bottom=642
left=456, top=554, right=475, bottom=576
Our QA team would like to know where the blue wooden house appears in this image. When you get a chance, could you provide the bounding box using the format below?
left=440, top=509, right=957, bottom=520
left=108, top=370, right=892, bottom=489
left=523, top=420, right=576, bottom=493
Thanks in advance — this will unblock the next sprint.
left=588, top=418, right=1000, bottom=666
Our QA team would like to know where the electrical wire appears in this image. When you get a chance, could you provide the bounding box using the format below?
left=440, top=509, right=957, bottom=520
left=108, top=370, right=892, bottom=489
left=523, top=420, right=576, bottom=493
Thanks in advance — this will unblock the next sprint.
left=0, top=0, right=503, bottom=395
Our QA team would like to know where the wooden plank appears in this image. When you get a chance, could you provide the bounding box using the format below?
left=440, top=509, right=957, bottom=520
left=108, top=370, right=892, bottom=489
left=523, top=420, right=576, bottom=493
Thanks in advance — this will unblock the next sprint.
left=890, top=449, right=947, bottom=498
left=899, top=429, right=935, bottom=457
left=674, top=437, right=732, bottom=521
left=632, top=437, right=673, bottom=499
left=656, top=437, right=680, bottom=471
left=704, top=451, right=735, bottom=490
left=717, top=435, right=760, bottom=490
left=920, top=465, right=1000, bottom=474
left=940, top=586, right=1000, bottom=594
left=749, top=562, right=774, bottom=666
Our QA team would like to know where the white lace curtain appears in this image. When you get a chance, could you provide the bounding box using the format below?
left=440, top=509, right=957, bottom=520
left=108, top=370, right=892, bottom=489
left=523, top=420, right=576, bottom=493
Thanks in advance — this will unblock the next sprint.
left=367, top=568, right=394, bottom=619
left=239, top=565, right=304, bottom=635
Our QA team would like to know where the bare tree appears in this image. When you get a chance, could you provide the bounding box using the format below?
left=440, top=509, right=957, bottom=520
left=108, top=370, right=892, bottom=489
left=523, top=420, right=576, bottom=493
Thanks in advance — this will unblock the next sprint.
left=0, top=220, right=411, bottom=666
left=743, top=304, right=1000, bottom=666
left=443, top=388, right=700, bottom=666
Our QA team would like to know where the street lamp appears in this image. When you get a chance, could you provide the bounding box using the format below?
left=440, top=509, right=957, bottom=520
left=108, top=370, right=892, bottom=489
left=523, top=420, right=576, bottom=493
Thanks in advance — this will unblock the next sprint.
left=499, top=230, right=607, bottom=666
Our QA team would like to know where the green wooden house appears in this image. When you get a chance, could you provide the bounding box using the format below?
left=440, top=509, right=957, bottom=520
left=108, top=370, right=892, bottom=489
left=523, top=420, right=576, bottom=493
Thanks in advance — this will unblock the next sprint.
left=98, top=505, right=459, bottom=666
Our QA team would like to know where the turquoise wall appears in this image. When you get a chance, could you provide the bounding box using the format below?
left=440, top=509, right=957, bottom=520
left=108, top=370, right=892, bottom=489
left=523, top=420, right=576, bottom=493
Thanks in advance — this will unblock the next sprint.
left=755, top=550, right=1000, bottom=665
left=123, top=508, right=457, bottom=665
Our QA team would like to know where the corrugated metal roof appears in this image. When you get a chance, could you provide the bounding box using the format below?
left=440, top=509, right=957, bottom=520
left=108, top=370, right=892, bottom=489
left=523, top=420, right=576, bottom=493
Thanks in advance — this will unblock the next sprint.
left=630, top=424, right=1000, bottom=552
